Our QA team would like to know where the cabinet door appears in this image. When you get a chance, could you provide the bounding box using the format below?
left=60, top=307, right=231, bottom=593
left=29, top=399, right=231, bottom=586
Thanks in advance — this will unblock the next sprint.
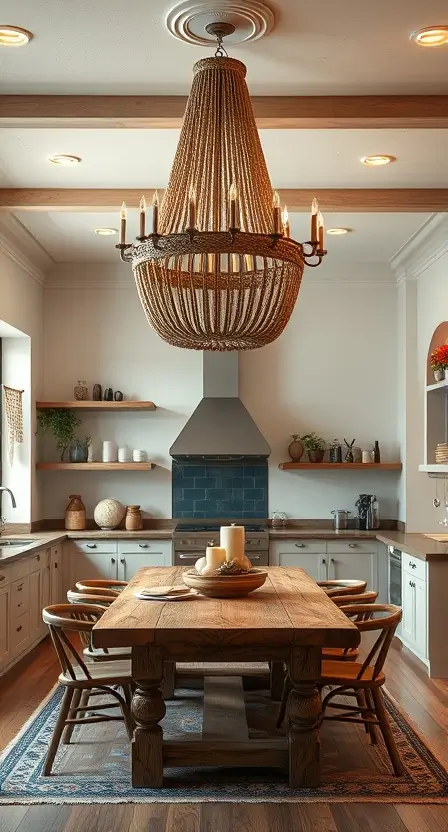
left=401, top=574, right=416, bottom=644
left=118, top=553, right=167, bottom=582
left=0, top=584, right=11, bottom=669
left=272, top=550, right=327, bottom=581
left=50, top=547, right=61, bottom=604
left=70, top=549, right=118, bottom=586
left=29, top=567, right=43, bottom=646
left=414, top=576, right=427, bottom=658
left=327, top=551, right=378, bottom=592
left=40, top=550, right=51, bottom=638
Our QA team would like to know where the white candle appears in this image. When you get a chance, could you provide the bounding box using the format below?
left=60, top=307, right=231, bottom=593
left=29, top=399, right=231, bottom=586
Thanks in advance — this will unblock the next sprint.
left=220, top=524, right=245, bottom=563
left=206, top=545, right=226, bottom=570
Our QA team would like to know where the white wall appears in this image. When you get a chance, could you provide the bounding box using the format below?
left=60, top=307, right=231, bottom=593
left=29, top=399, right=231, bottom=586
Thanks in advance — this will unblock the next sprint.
left=0, top=221, right=46, bottom=522
left=1, top=333, right=32, bottom=523
left=42, top=262, right=400, bottom=521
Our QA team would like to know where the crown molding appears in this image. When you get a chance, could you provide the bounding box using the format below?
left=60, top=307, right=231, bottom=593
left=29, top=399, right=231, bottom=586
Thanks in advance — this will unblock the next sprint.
left=390, top=213, right=448, bottom=283
left=0, top=215, right=53, bottom=285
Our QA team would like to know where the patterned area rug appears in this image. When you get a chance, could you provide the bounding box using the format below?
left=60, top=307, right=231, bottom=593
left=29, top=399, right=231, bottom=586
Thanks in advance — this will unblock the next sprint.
left=0, top=685, right=447, bottom=804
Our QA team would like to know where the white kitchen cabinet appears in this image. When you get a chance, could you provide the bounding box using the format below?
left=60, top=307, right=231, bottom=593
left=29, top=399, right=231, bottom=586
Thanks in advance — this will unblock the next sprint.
left=326, top=550, right=378, bottom=592
left=50, top=546, right=61, bottom=604
left=401, top=559, right=428, bottom=662
left=68, top=539, right=172, bottom=587
left=269, top=541, right=326, bottom=581
left=29, top=566, right=43, bottom=646
left=0, top=584, right=11, bottom=670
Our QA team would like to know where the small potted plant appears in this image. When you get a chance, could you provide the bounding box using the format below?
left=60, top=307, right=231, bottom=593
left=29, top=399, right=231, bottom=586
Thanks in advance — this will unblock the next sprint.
left=37, top=409, right=81, bottom=462
left=430, top=345, right=448, bottom=381
left=300, top=432, right=327, bottom=463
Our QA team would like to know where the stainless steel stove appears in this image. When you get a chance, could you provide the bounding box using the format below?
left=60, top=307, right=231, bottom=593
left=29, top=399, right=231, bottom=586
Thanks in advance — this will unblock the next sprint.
left=173, top=522, right=269, bottom=567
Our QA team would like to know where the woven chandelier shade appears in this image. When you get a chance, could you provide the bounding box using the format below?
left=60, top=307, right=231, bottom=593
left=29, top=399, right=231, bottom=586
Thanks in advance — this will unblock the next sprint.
left=131, top=56, right=305, bottom=351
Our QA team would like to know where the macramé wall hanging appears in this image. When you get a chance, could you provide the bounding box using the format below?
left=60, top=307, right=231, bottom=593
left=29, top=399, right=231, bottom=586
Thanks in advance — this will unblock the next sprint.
left=3, top=385, right=24, bottom=465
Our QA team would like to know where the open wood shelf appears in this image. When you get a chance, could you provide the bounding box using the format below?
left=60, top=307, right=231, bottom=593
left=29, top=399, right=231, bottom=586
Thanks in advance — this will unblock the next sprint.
left=279, top=462, right=402, bottom=471
left=36, top=401, right=156, bottom=411
left=36, top=462, right=155, bottom=471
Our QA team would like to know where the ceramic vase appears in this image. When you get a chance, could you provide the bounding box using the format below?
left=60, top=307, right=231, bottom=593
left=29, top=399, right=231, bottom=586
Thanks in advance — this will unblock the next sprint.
left=65, top=494, right=86, bottom=530
left=288, top=434, right=304, bottom=462
left=74, top=380, right=88, bottom=401
left=307, top=449, right=325, bottom=463
left=93, top=383, right=102, bottom=400
left=69, top=440, right=88, bottom=463
left=94, top=499, right=126, bottom=530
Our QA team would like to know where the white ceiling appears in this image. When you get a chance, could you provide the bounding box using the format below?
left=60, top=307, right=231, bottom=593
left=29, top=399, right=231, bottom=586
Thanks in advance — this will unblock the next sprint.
left=1, top=0, right=448, bottom=94
left=1, top=128, right=448, bottom=189
left=14, top=210, right=431, bottom=264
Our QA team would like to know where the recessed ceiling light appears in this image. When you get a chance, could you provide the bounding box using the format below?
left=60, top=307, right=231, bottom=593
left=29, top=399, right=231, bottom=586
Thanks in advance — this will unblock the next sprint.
left=410, top=26, right=448, bottom=47
left=360, top=155, right=396, bottom=166
left=48, top=154, right=81, bottom=166
left=94, top=227, right=118, bottom=236
left=327, top=228, right=350, bottom=235
left=0, top=25, right=33, bottom=46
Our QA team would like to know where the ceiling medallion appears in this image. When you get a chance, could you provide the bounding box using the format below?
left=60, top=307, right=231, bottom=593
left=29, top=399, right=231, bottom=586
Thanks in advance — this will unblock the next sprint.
left=166, top=0, right=274, bottom=45
left=116, top=26, right=327, bottom=351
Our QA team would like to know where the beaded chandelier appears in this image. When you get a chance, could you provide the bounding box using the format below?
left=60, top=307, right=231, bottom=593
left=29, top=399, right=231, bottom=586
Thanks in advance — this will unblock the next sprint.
left=117, top=30, right=327, bottom=350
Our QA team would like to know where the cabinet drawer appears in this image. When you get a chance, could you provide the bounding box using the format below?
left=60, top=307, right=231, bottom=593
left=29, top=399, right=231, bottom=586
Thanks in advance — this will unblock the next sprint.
left=0, top=564, right=11, bottom=587
left=402, top=553, right=426, bottom=582
left=11, top=611, right=30, bottom=656
left=271, top=540, right=325, bottom=554
left=28, top=550, right=44, bottom=573
left=119, top=540, right=169, bottom=554
left=327, top=540, right=377, bottom=555
left=11, top=576, right=29, bottom=619
left=71, top=540, right=118, bottom=555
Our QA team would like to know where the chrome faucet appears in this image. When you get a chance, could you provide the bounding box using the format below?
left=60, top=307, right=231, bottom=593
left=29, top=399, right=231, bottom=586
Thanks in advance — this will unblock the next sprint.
left=0, top=487, right=17, bottom=509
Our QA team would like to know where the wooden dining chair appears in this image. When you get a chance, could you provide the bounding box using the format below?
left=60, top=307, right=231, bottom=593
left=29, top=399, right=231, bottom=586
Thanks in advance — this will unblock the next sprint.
left=67, top=589, right=131, bottom=662
left=42, top=603, right=134, bottom=776
left=318, top=603, right=404, bottom=775
left=75, top=579, right=127, bottom=595
left=317, top=579, right=368, bottom=597
left=320, top=592, right=378, bottom=663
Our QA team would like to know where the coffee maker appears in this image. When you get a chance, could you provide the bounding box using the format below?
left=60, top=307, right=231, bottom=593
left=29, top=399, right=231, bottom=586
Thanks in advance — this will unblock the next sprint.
left=355, top=494, right=380, bottom=530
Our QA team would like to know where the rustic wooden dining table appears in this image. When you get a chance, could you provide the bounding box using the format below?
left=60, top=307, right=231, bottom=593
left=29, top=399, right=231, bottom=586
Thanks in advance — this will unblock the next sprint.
left=92, top=565, right=360, bottom=789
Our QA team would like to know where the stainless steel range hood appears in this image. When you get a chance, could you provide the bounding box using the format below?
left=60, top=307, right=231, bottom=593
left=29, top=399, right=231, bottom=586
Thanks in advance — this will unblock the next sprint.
left=169, top=353, right=271, bottom=460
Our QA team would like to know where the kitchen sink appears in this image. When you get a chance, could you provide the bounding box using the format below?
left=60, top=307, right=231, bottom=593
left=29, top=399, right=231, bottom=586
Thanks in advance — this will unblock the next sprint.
left=0, top=539, right=36, bottom=546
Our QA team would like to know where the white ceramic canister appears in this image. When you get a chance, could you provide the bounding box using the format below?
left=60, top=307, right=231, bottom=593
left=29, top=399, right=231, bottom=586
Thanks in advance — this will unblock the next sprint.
left=102, top=440, right=117, bottom=462
left=133, top=449, right=147, bottom=462
left=220, top=524, right=245, bottom=563
left=118, top=446, right=131, bottom=462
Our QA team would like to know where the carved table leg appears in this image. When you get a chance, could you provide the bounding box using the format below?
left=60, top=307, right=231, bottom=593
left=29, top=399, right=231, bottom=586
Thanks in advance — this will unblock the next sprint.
left=270, top=661, right=285, bottom=701
left=288, top=646, right=322, bottom=789
left=131, top=645, right=166, bottom=788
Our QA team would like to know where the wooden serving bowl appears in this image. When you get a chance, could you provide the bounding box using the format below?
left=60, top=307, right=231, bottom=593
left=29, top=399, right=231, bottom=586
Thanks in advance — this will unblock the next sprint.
left=182, top=568, right=268, bottom=598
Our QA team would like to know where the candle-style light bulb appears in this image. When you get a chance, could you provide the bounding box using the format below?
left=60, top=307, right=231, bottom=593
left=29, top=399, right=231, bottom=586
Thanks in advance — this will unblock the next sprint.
left=311, top=197, right=319, bottom=243
left=120, top=201, right=127, bottom=244
left=152, top=190, right=159, bottom=235
left=272, top=190, right=282, bottom=234
left=317, top=210, right=324, bottom=250
left=139, top=194, right=146, bottom=238
left=282, top=205, right=290, bottom=238
left=188, top=187, right=196, bottom=229
left=229, top=182, right=239, bottom=229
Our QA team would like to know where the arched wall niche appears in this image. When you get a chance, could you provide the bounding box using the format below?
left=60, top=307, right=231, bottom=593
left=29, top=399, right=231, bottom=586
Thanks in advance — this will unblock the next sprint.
left=426, top=322, right=448, bottom=384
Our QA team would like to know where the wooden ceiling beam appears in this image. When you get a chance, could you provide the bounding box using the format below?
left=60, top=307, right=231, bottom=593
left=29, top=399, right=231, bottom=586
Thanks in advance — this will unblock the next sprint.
left=1, top=95, right=448, bottom=129
left=1, top=188, right=447, bottom=213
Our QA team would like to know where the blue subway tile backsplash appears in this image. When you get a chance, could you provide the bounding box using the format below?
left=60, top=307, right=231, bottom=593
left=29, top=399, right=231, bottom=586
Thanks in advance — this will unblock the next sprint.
left=172, top=460, right=268, bottom=519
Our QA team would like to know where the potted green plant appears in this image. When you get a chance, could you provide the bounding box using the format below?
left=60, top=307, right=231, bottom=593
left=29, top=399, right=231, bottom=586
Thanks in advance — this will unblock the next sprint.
left=37, top=409, right=81, bottom=461
left=300, top=432, right=327, bottom=463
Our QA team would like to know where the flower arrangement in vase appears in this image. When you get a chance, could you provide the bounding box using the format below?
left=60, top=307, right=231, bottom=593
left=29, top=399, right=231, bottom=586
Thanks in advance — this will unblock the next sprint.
left=300, top=433, right=326, bottom=463
left=430, top=344, right=448, bottom=381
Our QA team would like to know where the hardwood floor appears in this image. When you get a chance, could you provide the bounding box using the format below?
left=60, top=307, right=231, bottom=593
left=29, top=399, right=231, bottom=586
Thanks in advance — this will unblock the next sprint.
left=0, top=637, right=447, bottom=832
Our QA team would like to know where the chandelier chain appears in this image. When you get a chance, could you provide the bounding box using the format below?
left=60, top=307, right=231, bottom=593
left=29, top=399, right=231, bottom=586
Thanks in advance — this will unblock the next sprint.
left=214, top=34, right=229, bottom=58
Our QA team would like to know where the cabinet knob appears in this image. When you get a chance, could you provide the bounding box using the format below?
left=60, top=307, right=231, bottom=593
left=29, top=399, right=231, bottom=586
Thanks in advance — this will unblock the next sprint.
left=120, top=558, right=125, bottom=564
left=330, top=557, right=335, bottom=565
left=111, top=557, right=116, bottom=565
left=37, top=553, right=40, bottom=562
left=409, top=561, right=416, bottom=569
left=87, top=543, right=97, bottom=549
left=349, top=543, right=356, bottom=548
left=17, top=583, right=23, bottom=591
left=54, top=562, right=58, bottom=569
left=322, top=558, right=326, bottom=565
left=295, top=543, right=305, bottom=548
left=138, top=543, right=149, bottom=548
left=0, top=576, right=5, bottom=582
left=409, top=580, right=415, bottom=588
left=16, top=625, right=22, bottom=632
